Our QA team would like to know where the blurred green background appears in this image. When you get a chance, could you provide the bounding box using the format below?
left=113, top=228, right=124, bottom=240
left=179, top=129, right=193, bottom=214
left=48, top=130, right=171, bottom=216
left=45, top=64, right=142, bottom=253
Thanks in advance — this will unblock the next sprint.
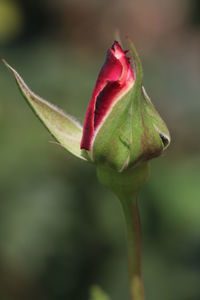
left=0, top=0, right=200, bottom=299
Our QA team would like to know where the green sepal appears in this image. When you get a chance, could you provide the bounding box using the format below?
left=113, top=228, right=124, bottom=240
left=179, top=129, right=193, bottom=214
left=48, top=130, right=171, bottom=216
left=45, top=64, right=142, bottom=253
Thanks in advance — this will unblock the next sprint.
left=2, top=60, right=86, bottom=160
left=92, top=87, right=134, bottom=171
left=127, top=39, right=170, bottom=162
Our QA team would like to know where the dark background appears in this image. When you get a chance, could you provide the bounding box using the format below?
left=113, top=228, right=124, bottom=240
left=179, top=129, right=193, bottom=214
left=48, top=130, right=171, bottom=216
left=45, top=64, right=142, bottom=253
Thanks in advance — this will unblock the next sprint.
left=0, top=0, right=200, bottom=299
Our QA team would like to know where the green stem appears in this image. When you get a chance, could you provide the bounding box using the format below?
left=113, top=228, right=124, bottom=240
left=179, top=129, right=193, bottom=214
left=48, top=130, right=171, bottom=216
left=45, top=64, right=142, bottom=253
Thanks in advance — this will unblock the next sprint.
left=120, top=194, right=145, bottom=300
left=96, top=162, right=149, bottom=300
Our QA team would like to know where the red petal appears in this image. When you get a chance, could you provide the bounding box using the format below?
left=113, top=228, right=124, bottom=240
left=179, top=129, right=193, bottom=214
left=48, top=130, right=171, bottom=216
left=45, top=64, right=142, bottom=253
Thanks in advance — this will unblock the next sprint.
left=94, top=81, right=121, bottom=128
left=81, top=41, right=135, bottom=150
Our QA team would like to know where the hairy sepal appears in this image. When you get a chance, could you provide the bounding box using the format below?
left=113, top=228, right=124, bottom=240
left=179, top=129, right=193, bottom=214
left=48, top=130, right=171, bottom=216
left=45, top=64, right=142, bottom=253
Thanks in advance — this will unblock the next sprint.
left=92, top=87, right=134, bottom=172
left=3, top=60, right=85, bottom=160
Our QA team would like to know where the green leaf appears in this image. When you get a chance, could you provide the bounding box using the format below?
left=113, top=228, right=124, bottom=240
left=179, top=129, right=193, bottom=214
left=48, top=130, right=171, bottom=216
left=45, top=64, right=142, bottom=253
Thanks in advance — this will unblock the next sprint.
left=2, top=60, right=85, bottom=160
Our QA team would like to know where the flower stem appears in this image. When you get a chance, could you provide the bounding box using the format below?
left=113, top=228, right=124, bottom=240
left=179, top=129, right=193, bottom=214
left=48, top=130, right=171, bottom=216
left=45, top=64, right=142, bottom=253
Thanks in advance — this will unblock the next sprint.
left=120, top=194, right=145, bottom=300
left=96, top=163, right=148, bottom=300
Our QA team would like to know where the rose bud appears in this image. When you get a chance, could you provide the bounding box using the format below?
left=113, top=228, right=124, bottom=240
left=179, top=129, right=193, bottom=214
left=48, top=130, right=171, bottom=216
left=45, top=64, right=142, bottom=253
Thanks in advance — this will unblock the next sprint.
left=2, top=38, right=170, bottom=173
left=81, top=40, right=170, bottom=171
